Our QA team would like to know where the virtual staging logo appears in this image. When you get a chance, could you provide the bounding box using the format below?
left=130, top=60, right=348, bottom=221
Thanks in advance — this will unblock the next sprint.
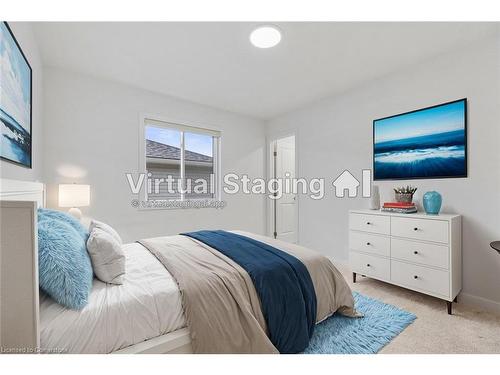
left=126, top=169, right=373, bottom=209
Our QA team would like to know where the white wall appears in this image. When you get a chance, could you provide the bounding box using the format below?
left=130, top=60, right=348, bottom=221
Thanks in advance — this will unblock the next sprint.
left=43, top=67, right=267, bottom=242
left=267, top=36, right=500, bottom=309
left=0, top=22, right=43, bottom=181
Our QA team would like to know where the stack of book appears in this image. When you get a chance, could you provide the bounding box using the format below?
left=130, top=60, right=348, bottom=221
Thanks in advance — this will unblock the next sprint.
left=381, top=202, right=417, bottom=214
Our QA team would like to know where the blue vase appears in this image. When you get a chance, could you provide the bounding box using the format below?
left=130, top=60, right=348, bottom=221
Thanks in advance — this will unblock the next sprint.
left=423, top=191, right=442, bottom=215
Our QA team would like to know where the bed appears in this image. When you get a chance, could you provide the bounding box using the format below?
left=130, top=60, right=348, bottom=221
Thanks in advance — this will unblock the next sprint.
left=0, top=179, right=193, bottom=354
left=40, top=242, right=186, bottom=353
left=0, top=178, right=356, bottom=354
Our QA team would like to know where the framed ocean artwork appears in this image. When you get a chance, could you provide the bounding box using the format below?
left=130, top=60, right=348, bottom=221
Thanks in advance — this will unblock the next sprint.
left=1, top=22, right=32, bottom=168
left=373, top=99, right=467, bottom=180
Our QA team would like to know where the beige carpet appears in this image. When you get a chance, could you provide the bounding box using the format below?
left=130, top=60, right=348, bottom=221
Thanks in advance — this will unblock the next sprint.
left=334, top=263, right=500, bottom=354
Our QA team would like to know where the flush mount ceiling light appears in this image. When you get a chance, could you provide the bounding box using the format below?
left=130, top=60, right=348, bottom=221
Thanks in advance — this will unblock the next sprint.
left=250, top=26, right=282, bottom=48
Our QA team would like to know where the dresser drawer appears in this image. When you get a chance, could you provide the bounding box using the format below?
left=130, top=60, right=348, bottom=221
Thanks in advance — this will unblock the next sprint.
left=349, top=231, right=390, bottom=257
left=391, top=260, right=450, bottom=297
left=391, top=238, right=449, bottom=269
left=391, top=217, right=449, bottom=243
left=350, top=213, right=390, bottom=235
left=350, top=252, right=390, bottom=281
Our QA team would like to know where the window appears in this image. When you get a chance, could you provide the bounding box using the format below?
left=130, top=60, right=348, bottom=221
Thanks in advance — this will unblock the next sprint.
left=141, top=117, right=220, bottom=202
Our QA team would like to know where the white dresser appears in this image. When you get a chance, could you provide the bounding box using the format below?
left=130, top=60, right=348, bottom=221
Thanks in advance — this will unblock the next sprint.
left=349, top=209, right=462, bottom=314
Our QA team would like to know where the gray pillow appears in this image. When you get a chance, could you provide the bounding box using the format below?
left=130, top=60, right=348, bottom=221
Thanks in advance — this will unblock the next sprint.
left=86, top=227, right=125, bottom=284
left=89, top=219, right=122, bottom=244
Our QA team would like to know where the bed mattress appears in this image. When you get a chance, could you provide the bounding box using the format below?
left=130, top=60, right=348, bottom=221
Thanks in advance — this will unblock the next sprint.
left=40, top=242, right=186, bottom=354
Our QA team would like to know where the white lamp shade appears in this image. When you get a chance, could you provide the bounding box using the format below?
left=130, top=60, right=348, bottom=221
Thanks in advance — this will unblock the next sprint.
left=58, top=184, right=90, bottom=207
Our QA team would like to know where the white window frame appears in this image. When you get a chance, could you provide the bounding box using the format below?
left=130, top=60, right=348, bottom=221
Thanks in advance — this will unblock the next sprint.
left=139, top=114, right=222, bottom=207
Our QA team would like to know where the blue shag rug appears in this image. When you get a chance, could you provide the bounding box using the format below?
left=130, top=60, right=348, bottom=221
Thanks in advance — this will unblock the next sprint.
left=303, top=292, right=416, bottom=354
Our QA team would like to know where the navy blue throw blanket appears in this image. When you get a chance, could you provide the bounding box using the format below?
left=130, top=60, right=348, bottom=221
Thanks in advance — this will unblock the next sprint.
left=181, top=230, right=317, bottom=353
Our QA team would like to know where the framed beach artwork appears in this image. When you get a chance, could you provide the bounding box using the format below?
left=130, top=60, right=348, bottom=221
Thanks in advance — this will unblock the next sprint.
left=1, top=22, right=32, bottom=168
left=373, top=99, right=467, bottom=180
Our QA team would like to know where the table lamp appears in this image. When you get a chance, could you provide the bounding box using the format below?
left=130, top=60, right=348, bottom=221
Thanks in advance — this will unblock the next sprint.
left=58, top=184, right=90, bottom=220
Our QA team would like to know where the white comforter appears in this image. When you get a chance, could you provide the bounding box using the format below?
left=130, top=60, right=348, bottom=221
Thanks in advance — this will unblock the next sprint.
left=40, top=243, right=185, bottom=353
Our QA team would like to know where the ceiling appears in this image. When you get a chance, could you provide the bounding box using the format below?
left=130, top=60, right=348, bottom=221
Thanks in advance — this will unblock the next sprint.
left=32, top=22, right=497, bottom=120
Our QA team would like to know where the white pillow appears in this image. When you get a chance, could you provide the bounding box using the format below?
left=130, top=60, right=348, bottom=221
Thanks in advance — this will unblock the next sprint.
left=86, top=227, right=125, bottom=284
left=89, top=219, right=122, bottom=244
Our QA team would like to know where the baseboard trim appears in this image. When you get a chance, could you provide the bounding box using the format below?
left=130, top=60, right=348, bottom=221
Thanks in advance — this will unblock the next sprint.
left=459, top=292, right=500, bottom=315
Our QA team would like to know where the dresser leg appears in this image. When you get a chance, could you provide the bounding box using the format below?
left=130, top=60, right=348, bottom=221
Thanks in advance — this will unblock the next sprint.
left=447, top=301, right=452, bottom=315
left=353, top=272, right=356, bottom=283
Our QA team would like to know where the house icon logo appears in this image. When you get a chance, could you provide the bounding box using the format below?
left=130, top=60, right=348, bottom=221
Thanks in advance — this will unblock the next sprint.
left=332, top=170, right=359, bottom=197
left=332, top=169, right=371, bottom=198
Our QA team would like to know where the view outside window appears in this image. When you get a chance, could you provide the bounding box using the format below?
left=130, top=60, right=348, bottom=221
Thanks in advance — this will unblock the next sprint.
left=145, top=125, right=216, bottom=200
left=184, top=132, right=214, bottom=199
left=145, top=125, right=182, bottom=200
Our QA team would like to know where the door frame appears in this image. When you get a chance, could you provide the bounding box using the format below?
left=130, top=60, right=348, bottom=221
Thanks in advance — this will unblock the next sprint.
left=266, top=131, right=299, bottom=242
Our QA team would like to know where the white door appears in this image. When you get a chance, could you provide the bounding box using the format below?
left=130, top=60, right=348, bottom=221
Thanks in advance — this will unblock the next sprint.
left=274, top=136, right=297, bottom=243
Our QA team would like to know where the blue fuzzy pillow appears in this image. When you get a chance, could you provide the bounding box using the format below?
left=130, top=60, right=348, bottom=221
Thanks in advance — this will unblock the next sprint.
left=38, top=214, right=93, bottom=310
left=38, top=208, right=89, bottom=240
